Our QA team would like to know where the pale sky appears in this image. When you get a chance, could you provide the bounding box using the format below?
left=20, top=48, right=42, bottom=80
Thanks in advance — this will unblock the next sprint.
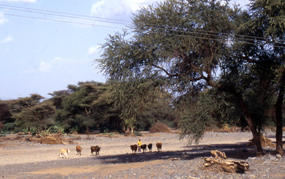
left=0, top=0, right=249, bottom=100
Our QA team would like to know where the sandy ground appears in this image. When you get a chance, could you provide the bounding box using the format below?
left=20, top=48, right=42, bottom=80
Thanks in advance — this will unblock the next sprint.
left=0, top=132, right=253, bottom=166
left=1, top=131, right=284, bottom=179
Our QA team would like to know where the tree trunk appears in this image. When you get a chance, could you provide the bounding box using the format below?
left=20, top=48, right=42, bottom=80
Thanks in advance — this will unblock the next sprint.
left=124, top=126, right=135, bottom=135
left=217, top=80, right=264, bottom=155
left=238, top=94, right=264, bottom=155
left=275, top=69, right=285, bottom=155
left=124, top=125, right=129, bottom=134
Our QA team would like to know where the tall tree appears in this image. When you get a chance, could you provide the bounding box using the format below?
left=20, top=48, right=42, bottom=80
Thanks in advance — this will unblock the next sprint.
left=99, top=0, right=256, bottom=147
left=53, top=82, right=110, bottom=133
left=98, top=0, right=284, bottom=154
left=232, top=0, right=285, bottom=155
left=275, top=67, right=285, bottom=155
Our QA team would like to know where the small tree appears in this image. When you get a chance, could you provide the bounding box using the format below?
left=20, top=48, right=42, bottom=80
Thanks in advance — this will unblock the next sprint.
left=13, top=102, right=55, bottom=133
left=111, top=79, right=165, bottom=134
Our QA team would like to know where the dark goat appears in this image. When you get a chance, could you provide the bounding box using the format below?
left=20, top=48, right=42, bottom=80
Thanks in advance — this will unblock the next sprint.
left=156, top=142, right=162, bottom=152
left=148, top=143, right=152, bottom=152
left=130, top=144, right=138, bottom=153
left=141, top=144, right=147, bottom=152
left=90, top=145, right=100, bottom=155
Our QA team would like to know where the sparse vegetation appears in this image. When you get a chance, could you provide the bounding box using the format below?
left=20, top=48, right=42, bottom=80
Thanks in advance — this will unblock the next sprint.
left=0, top=0, right=284, bottom=156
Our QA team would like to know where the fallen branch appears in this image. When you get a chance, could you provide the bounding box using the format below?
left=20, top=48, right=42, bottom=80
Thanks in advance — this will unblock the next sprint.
left=203, top=150, right=249, bottom=173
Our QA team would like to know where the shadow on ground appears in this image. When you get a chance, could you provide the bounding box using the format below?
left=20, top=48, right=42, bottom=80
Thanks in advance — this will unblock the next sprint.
left=96, top=142, right=264, bottom=165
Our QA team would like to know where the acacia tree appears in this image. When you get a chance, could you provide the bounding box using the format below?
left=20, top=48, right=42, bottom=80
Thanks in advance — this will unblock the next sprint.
left=229, top=0, right=285, bottom=155
left=99, top=0, right=241, bottom=141
left=13, top=102, right=55, bottom=133
left=4, top=94, right=54, bottom=133
left=52, top=82, right=113, bottom=133
left=110, top=79, right=167, bottom=134
left=250, top=0, right=285, bottom=156
left=98, top=0, right=284, bottom=154
left=178, top=89, right=242, bottom=143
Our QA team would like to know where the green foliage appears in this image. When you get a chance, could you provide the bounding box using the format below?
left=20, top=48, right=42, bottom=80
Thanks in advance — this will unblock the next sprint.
left=0, top=103, right=12, bottom=124
left=98, top=0, right=240, bottom=140
left=99, top=0, right=235, bottom=93
left=98, top=0, right=284, bottom=147
left=1, top=0, right=283, bottom=143
left=0, top=81, right=178, bottom=134
left=51, top=82, right=112, bottom=133
left=22, top=127, right=38, bottom=135
left=13, top=102, right=55, bottom=133
left=110, top=78, right=175, bottom=133
left=178, top=90, right=241, bottom=143
left=1, top=123, right=15, bottom=133
left=46, top=125, right=65, bottom=134
left=249, top=0, right=285, bottom=39
left=220, top=0, right=284, bottom=135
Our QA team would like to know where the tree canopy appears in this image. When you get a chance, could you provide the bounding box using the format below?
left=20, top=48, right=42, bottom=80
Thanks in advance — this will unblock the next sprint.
left=98, top=0, right=285, bottom=154
left=0, top=81, right=176, bottom=135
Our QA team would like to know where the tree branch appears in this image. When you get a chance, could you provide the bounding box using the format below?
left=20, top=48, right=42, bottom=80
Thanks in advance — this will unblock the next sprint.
left=151, top=64, right=178, bottom=77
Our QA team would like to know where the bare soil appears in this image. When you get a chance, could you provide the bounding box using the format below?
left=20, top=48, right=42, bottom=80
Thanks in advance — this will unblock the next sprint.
left=0, top=131, right=284, bottom=178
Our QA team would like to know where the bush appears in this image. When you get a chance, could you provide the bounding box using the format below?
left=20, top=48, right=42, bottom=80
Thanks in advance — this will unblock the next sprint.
left=22, top=127, right=38, bottom=135
left=2, top=122, right=15, bottom=132
left=47, top=125, right=64, bottom=134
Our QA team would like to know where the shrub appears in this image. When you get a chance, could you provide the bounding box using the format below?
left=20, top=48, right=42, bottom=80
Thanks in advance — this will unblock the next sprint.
left=47, top=125, right=65, bottom=134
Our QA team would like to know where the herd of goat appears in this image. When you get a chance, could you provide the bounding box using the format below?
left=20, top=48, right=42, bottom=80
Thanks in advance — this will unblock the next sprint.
left=59, top=142, right=163, bottom=158
left=130, top=143, right=162, bottom=153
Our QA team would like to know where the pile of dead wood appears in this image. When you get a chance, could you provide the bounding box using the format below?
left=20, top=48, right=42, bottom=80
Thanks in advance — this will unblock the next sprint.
left=203, top=150, right=249, bottom=173
left=25, top=134, right=76, bottom=144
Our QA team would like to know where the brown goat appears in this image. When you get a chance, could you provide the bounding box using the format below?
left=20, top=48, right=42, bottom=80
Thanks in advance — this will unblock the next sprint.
left=141, top=144, right=147, bottom=152
left=130, top=144, right=138, bottom=153
left=76, top=145, right=82, bottom=156
left=156, top=142, right=162, bottom=152
left=148, top=143, right=153, bottom=152
left=90, top=145, right=100, bottom=155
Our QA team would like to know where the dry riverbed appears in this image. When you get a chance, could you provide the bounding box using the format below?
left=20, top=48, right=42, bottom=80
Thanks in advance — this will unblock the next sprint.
left=0, top=131, right=284, bottom=178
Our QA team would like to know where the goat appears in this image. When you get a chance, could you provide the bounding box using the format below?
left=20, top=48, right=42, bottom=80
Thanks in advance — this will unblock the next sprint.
left=59, top=148, right=70, bottom=158
left=156, top=142, right=162, bottom=152
left=90, top=145, right=101, bottom=155
left=76, top=145, right=82, bottom=156
left=148, top=143, right=153, bottom=152
left=141, top=144, right=147, bottom=153
left=130, top=144, right=138, bottom=153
